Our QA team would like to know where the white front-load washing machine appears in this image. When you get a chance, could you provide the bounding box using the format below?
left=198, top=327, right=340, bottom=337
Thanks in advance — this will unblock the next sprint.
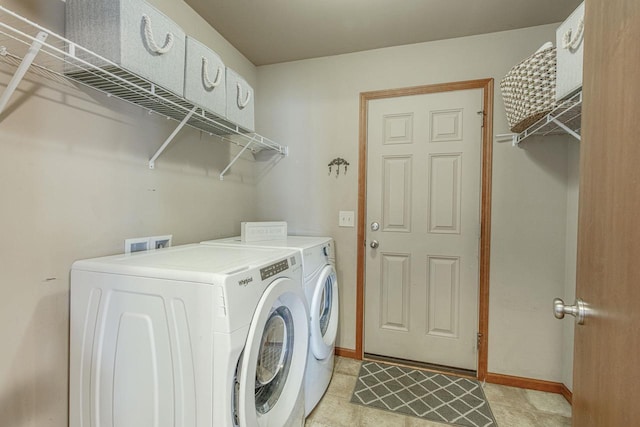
left=69, top=244, right=308, bottom=427
left=200, top=236, right=339, bottom=416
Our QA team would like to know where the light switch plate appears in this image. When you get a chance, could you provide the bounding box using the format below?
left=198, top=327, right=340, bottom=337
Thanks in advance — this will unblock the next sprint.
left=339, top=211, right=355, bottom=227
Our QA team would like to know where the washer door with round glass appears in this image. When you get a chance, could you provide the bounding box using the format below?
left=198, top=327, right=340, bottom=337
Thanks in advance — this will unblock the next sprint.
left=309, top=265, right=339, bottom=361
left=237, top=277, right=309, bottom=427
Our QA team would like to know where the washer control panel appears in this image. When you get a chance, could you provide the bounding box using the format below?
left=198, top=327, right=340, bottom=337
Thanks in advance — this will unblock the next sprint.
left=260, top=259, right=289, bottom=280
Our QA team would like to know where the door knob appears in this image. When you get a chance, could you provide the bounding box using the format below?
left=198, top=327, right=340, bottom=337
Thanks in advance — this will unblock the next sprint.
left=371, top=222, right=380, bottom=231
left=553, top=298, right=586, bottom=325
left=370, top=240, right=379, bottom=249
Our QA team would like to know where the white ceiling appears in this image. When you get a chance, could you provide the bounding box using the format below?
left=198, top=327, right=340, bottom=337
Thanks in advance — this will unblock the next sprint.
left=184, top=0, right=582, bottom=66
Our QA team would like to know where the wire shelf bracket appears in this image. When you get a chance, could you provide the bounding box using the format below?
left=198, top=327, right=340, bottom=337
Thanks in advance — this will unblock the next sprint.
left=0, top=30, right=47, bottom=114
left=219, top=136, right=255, bottom=180
left=149, top=106, right=197, bottom=169
left=496, top=90, right=582, bottom=146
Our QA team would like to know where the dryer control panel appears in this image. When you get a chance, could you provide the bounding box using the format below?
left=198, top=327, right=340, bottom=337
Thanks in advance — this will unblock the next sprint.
left=260, top=258, right=289, bottom=280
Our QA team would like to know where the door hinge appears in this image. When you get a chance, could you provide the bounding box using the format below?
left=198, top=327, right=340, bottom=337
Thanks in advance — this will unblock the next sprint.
left=477, top=332, right=483, bottom=349
left=477, top=110, right=485, bottom=128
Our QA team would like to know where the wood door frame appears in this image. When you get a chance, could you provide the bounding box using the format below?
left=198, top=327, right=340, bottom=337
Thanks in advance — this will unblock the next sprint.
left=354, top=79, right=494, bottom=380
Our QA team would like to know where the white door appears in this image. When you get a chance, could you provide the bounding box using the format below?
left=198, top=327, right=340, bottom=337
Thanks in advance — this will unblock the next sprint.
left=237, top=277, right=309, bottom=427
left=364, top=89, right=483, bottom=370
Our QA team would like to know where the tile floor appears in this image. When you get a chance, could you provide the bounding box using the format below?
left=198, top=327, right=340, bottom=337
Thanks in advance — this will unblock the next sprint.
left=305, top=357, right=572, bottom=427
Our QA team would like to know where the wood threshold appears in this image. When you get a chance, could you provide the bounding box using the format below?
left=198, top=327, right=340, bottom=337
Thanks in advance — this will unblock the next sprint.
left=486, top=372, right=572, bottom=404
left=356, top=79, right=494, bottom=381
left=364, top=353, right=477, bottom=379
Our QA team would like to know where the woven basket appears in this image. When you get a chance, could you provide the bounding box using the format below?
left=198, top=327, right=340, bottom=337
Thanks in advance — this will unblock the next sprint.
left=501, top=47, right=557, bottom=133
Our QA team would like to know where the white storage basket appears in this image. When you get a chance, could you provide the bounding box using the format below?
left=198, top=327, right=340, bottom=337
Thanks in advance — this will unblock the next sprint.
left=500, top=46, right=557, bottom=133
left=184, top=37, right=226, bottom=118
left=66, top=0, right=186, bottom=97
left=556, top=1, right=585, bottom=101
left=225, top=68, right=255, bottom=132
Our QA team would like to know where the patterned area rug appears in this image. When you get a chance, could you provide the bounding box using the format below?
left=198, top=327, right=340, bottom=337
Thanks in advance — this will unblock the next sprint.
left=350, top=361, right=497, bottom=427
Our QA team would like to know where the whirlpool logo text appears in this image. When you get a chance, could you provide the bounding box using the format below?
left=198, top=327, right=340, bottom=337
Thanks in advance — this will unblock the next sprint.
left=238, top=277, right=253, bottom=286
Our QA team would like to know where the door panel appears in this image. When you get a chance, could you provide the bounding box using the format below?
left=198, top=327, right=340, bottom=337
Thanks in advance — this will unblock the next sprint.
left=427, top=256, right=460, bottom=338
left=382, top=156, right=412, bottom=231
left=571, top=0, right=640, bottom=425
left=380, top=253, right=410, bottom=331
left=384, top=113, right=414, bottom=144
left=430, top=109, right=463, bottom=142
left=365, top=89, right=483, bottom=370
left=428, top=153, right=462, bottom=233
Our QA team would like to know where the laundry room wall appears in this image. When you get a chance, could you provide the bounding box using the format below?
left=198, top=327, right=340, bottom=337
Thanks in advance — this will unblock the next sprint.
left=0, top=1, right=260, bottom=426
left=255, top=24, right=576, bottom=384
left=563, top=140, right=580, bottom=391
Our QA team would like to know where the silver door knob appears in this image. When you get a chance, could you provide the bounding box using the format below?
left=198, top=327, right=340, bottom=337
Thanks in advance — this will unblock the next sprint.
left=553, top=298, right=586, bottom=325
left=371, top=222, right=380, bottom=231
left=370, top=240, right=379, bottom=249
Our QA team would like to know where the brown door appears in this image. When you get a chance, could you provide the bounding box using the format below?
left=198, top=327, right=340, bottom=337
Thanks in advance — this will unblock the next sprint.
left=571, top=0, right=640, bottom=425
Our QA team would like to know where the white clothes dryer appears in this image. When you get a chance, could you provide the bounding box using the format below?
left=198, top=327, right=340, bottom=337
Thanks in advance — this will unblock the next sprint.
left=200, top=236, right=339, bottom=416
left=69, top=244, right=308, bottom=427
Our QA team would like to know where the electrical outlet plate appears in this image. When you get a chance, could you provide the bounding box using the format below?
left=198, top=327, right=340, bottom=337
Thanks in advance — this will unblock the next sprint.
left=125, top=234, right=173, bottom=254
left=339, top=210, right=355, bottom=227
left=124, top=237, right=150, bottom=254
left=150, top=235, right=172, bottom=249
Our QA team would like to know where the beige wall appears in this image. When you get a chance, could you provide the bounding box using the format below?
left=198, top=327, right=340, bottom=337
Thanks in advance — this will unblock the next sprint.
left=256, top=24, right=576, bottom=383
left=563, top=140, right=580, bottom=391
left=0, top=1, right=258, bottom=426
left=489, top=134, right=570, bottom=382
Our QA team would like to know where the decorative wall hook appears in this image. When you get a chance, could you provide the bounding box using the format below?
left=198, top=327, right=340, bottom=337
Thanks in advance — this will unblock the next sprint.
left=328, top=157, right=350, bottom=177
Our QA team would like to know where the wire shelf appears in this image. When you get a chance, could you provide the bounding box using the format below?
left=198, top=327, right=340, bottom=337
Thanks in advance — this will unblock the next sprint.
left=0, top=6, right=287, bottom=172
left=515, top=90, right=582, bottom=144
left=495, top=90, right=582, bottom=146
